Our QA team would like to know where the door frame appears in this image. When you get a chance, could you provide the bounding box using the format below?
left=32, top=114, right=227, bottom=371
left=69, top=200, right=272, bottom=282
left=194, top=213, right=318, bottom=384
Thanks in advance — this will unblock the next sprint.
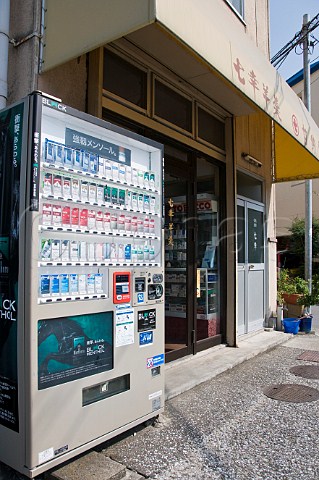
left=237, top=196, right=266, bottom=335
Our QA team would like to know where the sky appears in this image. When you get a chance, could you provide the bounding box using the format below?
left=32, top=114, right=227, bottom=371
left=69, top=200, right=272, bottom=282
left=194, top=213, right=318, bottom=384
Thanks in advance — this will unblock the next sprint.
left=269, top=0, right=319, bottom=81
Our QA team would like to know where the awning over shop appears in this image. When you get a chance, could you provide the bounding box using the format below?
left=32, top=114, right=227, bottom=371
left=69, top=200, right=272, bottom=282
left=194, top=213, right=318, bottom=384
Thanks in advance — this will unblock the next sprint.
left=42, top=0, right=319, bottom=182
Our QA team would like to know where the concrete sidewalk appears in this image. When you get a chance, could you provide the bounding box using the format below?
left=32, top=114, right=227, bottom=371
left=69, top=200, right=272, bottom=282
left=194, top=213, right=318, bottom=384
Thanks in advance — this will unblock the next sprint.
left=165, top=329, right=290, bottom=400
left=45, top=329, right=293, bottom=480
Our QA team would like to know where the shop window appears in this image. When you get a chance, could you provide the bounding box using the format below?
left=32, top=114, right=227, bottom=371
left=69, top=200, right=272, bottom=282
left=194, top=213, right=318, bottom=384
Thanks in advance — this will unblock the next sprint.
left=154, top=80, right=192, bottom=133
left=197, top=107, right=225, bottom=150
left=103, top=50, right=147, bottom=109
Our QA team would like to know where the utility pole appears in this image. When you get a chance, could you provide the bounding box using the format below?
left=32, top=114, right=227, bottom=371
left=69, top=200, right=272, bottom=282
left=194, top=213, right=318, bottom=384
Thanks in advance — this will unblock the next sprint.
left=303, top=14, right=312, bottom=307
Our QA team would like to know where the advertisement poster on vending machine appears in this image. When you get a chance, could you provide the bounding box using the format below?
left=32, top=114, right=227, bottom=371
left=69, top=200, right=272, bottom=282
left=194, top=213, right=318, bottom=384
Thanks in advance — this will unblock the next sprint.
left=0, top=102, right=24, bottom=432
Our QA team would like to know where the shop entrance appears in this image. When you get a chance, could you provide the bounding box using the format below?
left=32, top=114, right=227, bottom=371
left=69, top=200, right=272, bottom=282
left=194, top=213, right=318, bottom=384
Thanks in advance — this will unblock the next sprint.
left=237, top=198, right=265, bottom=335
left=164, top=154, right=222, bottom=362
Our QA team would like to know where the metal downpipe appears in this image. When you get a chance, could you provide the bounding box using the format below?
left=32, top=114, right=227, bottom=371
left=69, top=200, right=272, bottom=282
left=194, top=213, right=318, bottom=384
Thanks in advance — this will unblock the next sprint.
left=0, top=0, right=10, bottom=109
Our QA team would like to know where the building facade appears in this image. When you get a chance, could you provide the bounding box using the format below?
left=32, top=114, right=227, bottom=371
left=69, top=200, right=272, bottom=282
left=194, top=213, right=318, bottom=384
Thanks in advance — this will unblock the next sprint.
left=5, top=0, right=315, bottom=364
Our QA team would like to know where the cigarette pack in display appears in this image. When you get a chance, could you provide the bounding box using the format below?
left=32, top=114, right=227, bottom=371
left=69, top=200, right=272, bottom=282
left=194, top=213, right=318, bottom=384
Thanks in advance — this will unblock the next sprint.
left=150, top=196, right=156, bottom=214
left=104, top=185, right=111, bottom=203
left=118, top=244, right=124, bottom=261
left=144, top=195, right=150, bottom=213
left=137, top=244, right=144, bottom=262
left=69, top=274, right=79, bottom=294
left=41, top=239, right=51, bottom=260
left=53, top=175, right=62, bottom=197
left=118, top=189, right=125, bottom=206
left=131, top=168, right=138, bottom=186
left=137, top=170, right=144, bottom=187
left=40, top=274, right=50, bottom=296
left=131, top=244, right=138, bottom=263
left=95, top=243, right=103, bottom=261
left=71, top=178, right=80, bottom=200
left=73, top=149, right=82, bottom=170
left=96, top=185, right=104, bottom=203
left=125, top=215, right=131, bottom=233
left=125, top=244, right=131, bottom=261
left=125, top=165, right=132, bottom=184
left=95, top=274, right=103, bottom=294
left=103, top=243, right=110, bottom=261
left=61, top=240, right=70, bottom=261
left=60, top=274, right=69, bottom=295
left=143, top=242, right=150, bottom=261
left=89, top=183, right=97, bottom=203
left=82, top=151, right=90, bottom=172
left=79, top=208, right=88, bottom=228
left=42, top=203, right=52, bottom=225
left=119, top=164, right=126, bottom=183
left=98, top=156, right=104, bottom=175
left=96, top=211, right=104, bottom=230
left=44, top=139, right=55, bottom=162
left=79, top=241, right=87, bottom=261
left=144, top=171, right=150, bottom=189
left=144, top=217, right=149, bottom=234
left=88, top=210, right=96, bottom=230
left=43, top=172, right=52, bottom=195
left=51, top=274, right=60, bottom=295
left=88, top=243, right=95, bottom=261
left=137, top=217, right=143, bottom=234
left=111, top=162, right=119, bottom=181
left=132, top=192, right=137, bottom=210
left=62, top=206, right=71, bottom=227
left=70, top=241, right=79, bottom=261
left=118, top=214, right=125, bottom=232
left=149, top=218, right=155, bottom=235
left=52, top=205, right=62, bottom=226
left=64, top=147, right=73, bottom=167
left=149, top=172, right=155, bottom=190
left=138, top=194, right=144, bottom=212
left=81, top=181, right=89, bottom=202
left=131, top=216, right=137, bottom=233
left=87, top=274, right=95, bottom=294
left=78, top=274, right=87, bottom=294
left=104, top=212, right=111, bottom=232
left=55, top=144, right=64, bottom=165
left=111, top=187, right=118, bottom=205
left=90, top=153, right=98, bottom=174
left=51, top=239, right=61, bottom=261
left=149, top=244, right=155, bottom=261
left=110, top=213, right=117, bottom=231
left=71, top=207, right=79, bottom=227
left=104, top=159, right=112, bottom=180
left=63, top=177, right=71, bottom=198
left=110, top=243, right=117, bottom=261
left=125, top=190, right=132, bottom=209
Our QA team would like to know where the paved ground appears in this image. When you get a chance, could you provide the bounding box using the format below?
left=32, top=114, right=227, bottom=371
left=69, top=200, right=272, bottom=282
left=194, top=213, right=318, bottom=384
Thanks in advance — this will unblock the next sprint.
left=104, top=334, right=319, bottom=479
left=1, top=318, right=319, bottom=479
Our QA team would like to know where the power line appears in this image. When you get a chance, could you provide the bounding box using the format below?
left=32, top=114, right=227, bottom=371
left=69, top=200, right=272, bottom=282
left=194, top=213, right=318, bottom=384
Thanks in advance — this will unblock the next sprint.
left=271, top=12, right=319, bottom=68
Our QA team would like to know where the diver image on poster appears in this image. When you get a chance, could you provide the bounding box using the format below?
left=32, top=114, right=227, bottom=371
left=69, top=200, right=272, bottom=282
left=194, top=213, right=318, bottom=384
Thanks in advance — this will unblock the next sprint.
left=38, top=312, right=113, bottom=390
left=0, top=102, right=23, bottom=432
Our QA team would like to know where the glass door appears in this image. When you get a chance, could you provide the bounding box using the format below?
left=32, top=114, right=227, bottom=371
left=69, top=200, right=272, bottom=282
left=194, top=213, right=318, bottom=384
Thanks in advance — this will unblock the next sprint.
left=164, top=157, right=194, bottom=361
left=195, top=158, right=221, bottom=351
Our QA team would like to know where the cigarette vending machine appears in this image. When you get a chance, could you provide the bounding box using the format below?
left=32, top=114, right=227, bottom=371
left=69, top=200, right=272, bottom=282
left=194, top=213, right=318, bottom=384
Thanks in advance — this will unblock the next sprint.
left=0, top=93, right=164, bottom=477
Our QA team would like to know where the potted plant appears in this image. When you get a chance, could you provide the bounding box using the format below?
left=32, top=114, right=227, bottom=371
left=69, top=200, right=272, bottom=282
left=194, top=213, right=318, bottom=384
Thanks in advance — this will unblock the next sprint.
left=277, top=269, right=309, bottom=318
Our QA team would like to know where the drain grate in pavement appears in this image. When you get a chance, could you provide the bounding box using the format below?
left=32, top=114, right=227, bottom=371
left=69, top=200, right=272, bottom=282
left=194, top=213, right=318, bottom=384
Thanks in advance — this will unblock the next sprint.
left=290, top=365, right=319, bottom=379
left=263, top=384, right=319, bottom=403
left=297, top=351, right=319, bottom=363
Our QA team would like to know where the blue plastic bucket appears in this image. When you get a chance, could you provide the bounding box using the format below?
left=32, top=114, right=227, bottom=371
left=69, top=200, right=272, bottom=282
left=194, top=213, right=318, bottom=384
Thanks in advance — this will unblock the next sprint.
left=283, top=318, right=300, bottom=335
left=299, top=316, right=313, bottom=334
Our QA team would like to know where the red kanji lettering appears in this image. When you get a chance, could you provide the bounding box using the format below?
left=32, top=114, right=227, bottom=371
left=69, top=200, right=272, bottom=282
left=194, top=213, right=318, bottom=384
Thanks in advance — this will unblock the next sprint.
left=292, top=115, right=299, bottom=136
left=273, top=96, right=281, bottom=121
left=233, top=58, right=245, bottom=85
left=248, top=70, right=259, bottom=95
left=302, top=125, right=308, bottom=145
left=311, top=135, right=316, bottom=153
left=263, top=84, right=270, bottom=108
